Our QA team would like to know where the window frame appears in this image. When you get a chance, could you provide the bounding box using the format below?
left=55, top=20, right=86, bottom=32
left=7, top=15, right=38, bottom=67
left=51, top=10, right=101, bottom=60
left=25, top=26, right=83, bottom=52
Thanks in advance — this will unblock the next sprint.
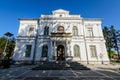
left=57, top=26, right=64, bottom=33
left=44, top=26, right=49, bottom=35
left=42, top=45, right=48, bottom=57
left=74, top=45, right=80, bottom=57
left=28, top=27, right=34, bottom=36
left=25, top=45, right=32, bottom=57
left=90, top=45, right=97, bottom=58
left=72, top=26, right=78, bottom=36
left=87, top=27, right=94, bottom=37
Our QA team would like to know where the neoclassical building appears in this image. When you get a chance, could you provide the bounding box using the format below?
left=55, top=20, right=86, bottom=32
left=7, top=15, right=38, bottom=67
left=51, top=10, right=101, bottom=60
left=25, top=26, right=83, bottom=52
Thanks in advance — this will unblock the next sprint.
left=13, top=9, right=109, bottom=64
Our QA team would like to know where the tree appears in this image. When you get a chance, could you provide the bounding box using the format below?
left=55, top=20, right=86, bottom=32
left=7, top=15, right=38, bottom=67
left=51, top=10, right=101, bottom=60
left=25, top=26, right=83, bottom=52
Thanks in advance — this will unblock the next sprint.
left=110, top=26, right=120, bottom=59
left=109, top=50, right=116, bottom=59
left=103, top=26, right=120, bottom=60
left=5, top=37, right=15, bottom=59
left=0, top=37, right=6, bottom=59
left=0, top=32, right=15, bottom=60
left=103, top=26, right=113, bottom=59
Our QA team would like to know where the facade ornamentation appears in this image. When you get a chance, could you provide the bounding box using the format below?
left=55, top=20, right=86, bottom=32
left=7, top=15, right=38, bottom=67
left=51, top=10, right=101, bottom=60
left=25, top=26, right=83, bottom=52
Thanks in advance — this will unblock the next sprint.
left=13, top=9, right=109, bottom=64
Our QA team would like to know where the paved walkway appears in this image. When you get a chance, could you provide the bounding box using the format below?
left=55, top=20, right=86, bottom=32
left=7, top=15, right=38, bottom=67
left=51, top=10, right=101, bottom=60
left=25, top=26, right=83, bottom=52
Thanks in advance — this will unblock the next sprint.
left=0, top=64, right=120, bottom=80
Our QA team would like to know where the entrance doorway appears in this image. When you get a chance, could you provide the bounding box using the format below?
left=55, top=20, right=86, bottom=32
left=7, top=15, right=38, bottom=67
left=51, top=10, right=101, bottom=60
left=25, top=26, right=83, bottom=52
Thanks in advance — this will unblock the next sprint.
left=57, top=45, right=65, bottom=60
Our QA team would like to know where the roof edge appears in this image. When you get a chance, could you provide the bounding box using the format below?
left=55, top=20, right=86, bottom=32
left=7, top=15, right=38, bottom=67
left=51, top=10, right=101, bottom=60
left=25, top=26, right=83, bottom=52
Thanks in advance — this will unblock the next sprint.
left=84, top=18, right=103, bottom=21
left=18, top=18, right=39, bottom=20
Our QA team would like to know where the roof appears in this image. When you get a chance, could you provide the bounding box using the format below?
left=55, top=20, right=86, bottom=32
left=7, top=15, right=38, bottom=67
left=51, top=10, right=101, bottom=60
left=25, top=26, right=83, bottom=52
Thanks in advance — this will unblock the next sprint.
left=18, top=18, right=38, bottom=20
left=52, top=9, right=69, bottom=12
left=52, top=9, right=69, bottom=14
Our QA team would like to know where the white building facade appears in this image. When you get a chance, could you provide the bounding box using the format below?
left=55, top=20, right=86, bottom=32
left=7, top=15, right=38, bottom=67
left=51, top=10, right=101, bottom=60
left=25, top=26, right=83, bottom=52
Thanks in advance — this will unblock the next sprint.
left=13, top=9, right=109, bottom=64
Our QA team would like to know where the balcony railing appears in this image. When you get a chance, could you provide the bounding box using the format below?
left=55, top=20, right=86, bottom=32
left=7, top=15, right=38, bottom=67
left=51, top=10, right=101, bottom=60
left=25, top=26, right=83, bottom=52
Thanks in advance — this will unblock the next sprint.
left=50, top=32, right=72, bottom=37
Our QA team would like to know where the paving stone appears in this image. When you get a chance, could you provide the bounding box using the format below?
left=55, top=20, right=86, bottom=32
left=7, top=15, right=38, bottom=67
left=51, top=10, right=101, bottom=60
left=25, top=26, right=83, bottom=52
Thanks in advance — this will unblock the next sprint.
left=24, top=77, right=115, bottom=80
left=0, top=64, right=120, bottom=80
left=97, top=70, right=120, bottom=76
left=73, top=70, right=104, bottom=76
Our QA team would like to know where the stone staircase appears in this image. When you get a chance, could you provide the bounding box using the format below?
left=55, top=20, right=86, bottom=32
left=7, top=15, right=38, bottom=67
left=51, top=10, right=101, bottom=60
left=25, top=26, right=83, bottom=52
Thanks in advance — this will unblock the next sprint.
left=32, top=61, right=90, bottom=70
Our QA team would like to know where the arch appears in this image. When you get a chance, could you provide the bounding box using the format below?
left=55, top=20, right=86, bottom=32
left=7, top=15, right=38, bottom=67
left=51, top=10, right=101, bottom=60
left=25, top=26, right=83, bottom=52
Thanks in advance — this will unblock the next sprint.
left=72, top=26, right=78, bottom=36
left=41, top=45, right=48, bottom=57
left=57, top=26, right=64, bottom=32
left=57, top=45, right=65, bottom=60
left=44, top=26, right=49, bottom=35
left=74, top=45, right=80, bottom=57
left=28, top=27, right=34, bottom=36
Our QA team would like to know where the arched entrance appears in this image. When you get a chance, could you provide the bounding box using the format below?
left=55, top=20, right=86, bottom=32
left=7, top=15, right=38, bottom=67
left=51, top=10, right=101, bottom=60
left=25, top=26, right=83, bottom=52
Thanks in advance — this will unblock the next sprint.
left=57, top=45, right=65, bottom=60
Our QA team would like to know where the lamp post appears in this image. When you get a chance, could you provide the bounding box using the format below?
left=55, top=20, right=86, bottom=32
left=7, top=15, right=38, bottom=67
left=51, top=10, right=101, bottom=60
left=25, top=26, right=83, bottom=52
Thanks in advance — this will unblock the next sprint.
left=2, top=32, right=13, bottom=68
left=100, top=53, right=103, bottom=64
left=2, top=32, right=13, bottom=59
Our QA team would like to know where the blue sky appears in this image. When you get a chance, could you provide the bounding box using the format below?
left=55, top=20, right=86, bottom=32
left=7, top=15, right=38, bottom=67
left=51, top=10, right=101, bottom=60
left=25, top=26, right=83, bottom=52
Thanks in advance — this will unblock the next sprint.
left=0, top=0, right=120, bottom=37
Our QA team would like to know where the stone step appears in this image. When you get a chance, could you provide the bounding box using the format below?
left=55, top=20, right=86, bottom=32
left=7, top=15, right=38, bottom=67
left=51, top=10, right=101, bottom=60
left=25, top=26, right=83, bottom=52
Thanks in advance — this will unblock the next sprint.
left=39, top=62, right=85, bottom=66
left=32, top=66, right=90, bottom=70
left=32, top=61, right=90, bottom=70
left=32, top=66, right=89, bottom=70
left=38, top=64, right=84, bottom=66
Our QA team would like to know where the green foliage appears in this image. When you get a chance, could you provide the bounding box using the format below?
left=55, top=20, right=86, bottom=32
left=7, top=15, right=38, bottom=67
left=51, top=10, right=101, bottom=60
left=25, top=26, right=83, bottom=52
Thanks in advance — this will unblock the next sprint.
left=0, top=37, right=6, bottom=56
left=103, top=27, right=112, bottom=47
left=111, top=59, right=120, bottom=64
left=103, top=26, right=113, bottom=58
left=103, top=26, right=120, bottom=59
left=0, top=37, right=15, bottom=59
left=109, top=50, right=116, bottom=58
left=110, top=26, right=120, bottom=59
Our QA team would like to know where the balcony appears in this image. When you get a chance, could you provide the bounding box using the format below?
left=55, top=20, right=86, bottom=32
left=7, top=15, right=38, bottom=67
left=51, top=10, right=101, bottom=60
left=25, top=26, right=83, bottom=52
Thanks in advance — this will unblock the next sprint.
left=50, top=32, right=72, bottom=37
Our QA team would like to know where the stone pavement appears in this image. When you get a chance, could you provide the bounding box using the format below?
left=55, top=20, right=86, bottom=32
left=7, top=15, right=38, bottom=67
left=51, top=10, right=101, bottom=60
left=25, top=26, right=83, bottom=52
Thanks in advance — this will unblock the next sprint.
left=0, top=64, right=120, bottom=80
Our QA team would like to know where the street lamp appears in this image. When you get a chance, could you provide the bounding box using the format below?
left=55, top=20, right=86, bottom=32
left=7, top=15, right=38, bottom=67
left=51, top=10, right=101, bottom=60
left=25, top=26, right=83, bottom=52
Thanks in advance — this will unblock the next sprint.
left=100, top=53, right=103, bottom=64
left=2, top=32, right=13, bottom=59
left=2, top=32, right=13, bottom=68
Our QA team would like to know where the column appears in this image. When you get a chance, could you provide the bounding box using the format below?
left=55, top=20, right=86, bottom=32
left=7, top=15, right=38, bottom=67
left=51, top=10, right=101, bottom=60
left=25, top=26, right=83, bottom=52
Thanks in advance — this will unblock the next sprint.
left=53, top=40, right=55, bottom=60
left=66, top=40, right=72, bottom=61
left=54, top=41, right=57, bottom=60
left=66, top=40, right=70, bottom=57
left=50, top=40, right=53, bottom=60
left=69, top=41, right=71, bottom=57
left=68, top=40, right=71, bottom=57
left=53, top=40, right=56, bottom=60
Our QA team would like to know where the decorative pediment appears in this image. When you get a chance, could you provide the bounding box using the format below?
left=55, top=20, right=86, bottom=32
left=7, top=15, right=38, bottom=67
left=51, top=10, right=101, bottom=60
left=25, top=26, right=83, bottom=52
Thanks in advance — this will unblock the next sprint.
left=52, top=9, right=69, bottom=16
left=52, top=9, right=69, bottom=13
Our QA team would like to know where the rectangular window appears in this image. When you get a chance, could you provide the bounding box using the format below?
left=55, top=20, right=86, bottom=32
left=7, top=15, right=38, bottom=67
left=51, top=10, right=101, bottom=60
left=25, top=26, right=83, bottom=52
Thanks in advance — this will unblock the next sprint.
left=90, top=45, right=97, bottom=58
left=88, top=28, right=93, bottom=37
left=28, top=27, right=34, bottom=36
left=25, top=45, right=32, bottom=57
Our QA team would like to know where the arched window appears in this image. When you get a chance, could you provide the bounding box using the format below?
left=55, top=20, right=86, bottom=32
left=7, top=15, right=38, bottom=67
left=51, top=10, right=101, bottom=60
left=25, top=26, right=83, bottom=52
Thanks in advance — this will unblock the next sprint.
left=74, top=45, right=80, bottom=57
left=28, top=27, right=34, bottom=36
left=44, top=26, right=49, bottom=35
left=42, top=45, right=48, bottom=57
left=72, top=26, right=78, bottom=36
left=59, top=15, right=62, bottom=17
left=57, top=26, right=64, bottom=32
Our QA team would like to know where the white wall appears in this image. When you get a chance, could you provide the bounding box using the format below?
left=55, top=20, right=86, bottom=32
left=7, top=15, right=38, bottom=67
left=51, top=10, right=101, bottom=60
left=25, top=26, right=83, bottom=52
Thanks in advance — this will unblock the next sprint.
left=18, top=20, right=38, bottom=36
left=13, top=41, right=35, bottom=61
left=13, top=9, right=109, bottom=64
